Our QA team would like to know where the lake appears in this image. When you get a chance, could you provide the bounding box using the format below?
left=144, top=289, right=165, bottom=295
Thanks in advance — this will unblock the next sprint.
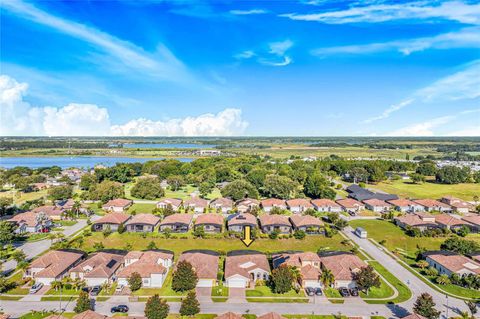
left=123, top=143, right=216, bottom=149
left=0, top=156, right=193, bottom=169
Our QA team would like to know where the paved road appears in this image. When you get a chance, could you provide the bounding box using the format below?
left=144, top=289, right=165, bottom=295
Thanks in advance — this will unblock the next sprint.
left=343, top=226, right=468, bottom=318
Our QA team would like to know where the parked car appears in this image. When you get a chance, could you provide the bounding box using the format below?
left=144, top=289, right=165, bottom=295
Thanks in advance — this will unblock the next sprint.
left=111, top=305, right=129, bottom=313
left=29, top=283, right=43, bottom=294
left=314, top=287, right=323, bottom=296
left=305, top=287, right=315, bottom=296
left=350, top=287, right=359, bottom=296
left=90, top=286, right=101, bottom=296
left=338, top=287, right=350, bottom=297
left=115, top=284, right=124, bottom=293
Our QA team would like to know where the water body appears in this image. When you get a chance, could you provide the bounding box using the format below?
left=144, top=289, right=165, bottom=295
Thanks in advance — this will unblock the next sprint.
left=123, top=143, right=216, bottom=149
left=0, top=156, right=193, bottom=169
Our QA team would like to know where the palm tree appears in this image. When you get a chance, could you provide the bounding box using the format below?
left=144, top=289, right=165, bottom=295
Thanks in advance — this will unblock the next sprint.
left=416, top=260, right=429, bottom=270
left=289, top=266, right=302, bottom=286
left=436, top=274, right=451, bottom=285
left=320, top=268, right=335, bottom=288
left=51, top=280, right=62, bottom=291
left=72, top=200, right=82, bottom=219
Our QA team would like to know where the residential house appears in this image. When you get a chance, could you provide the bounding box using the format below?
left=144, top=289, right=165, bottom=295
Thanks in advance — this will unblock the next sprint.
left=102, top=199, right=133, bottom=213
left=394, top=212, right=438, bottom=231
left=183, top=197, right=209, bottom=213
left=72, top=310, right=107, bottom=319
left=156, top=198, right=182, bottom=211
left=69, top=252, right=124, bottom=287
left=435, top=214, right=472, bottom=231
left=346, top=184, right=398, bottom=201
left=401, top=315, right=427, bottom=319
left=194, top=213, right=224, bottom=233
left=413, top=199, right=451, bottom=213
left=257, top=313, right=287, bottom=319
left=362, top=199, right=392, bottom=213
left=215, top=313, right=243, bottom=319
left=125, top=214, right=160, bottom=233
left=235, top=198, right=259, bottom=213
left=440, top=196, right=473, bottom=214
left=272, top=252, right=322, bottom=288
left=319, top=252, right=367, bottom=288
left=425, top=251, right=480, bottom=276
left=289, top=215, right=324, bottom=234
left=177, top=251, right=219, bottom=287
left=210, top=198, right=234, bottom=213
left=117, top=251, right=173, bottom=288
left=258, top=215, right=292, bottom=234
left=25, top=250, right=84, bottom=285
left=336, top=198, right=365, bottom=214
left=260, top=199, right=287, bottom=213
left=286, top=199, right=313, bottom=213
left=159, top=213, right=193, bottom=233
left=311, top=199, right=342, bottom=213
left=224, top=252, right=270, bottom=288
left=387, top=199, right=425, bottom=213
left=227, top=213, right=257, bottom=232
left=92, top=213, right=130, bottom=232
left=31, top=206, right=64, bottom=220
left=9, top=211, right=52, bottom=233
left=462, top=215, right=480, bottom=232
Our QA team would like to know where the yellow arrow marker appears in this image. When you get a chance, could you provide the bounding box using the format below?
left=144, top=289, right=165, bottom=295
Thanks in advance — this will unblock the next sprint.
left=241, top=225, right=254, bottom=247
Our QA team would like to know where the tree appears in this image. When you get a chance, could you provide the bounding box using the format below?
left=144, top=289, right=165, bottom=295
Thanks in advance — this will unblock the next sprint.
left=416, top=260, right=429, bottom=270
left=74, top=291, right=92, bottom=313
left=271, top=264, right=294, bottom=294
left=11, top=249, right=26, bottom=263
left=193, top=225, right=206, bottom=238
left=264, top=174, right=298, bottom=199
left=0, top=197, right=14, bottom=216
left=0, top=221, right=17, bottom=245
left=179, top=291, right=200, bottom=316
left=293, top=230, right=306, bottom=240
left=88, top=180, right=125, bottom=202
left=465, top=300, right=478, bottom=318
left=127, top=272, right=142, bottom=291
left=147, top=241, right=157, bottom=250
left=131, top=177, right=165, bottom=200
left=435, top=166, right=471, bottom=184
left=198, top=181, right=214, bottom=198
left=303, top=173, right=336, bottom=199
left=416, top=162, right=437, bottom=176
left=410, top=173, right=426, bottom=184
left=220, top=180, right=259, bottom=201
left=435, top=274, right=451, bottom=285
left=354, top=266, right=380, bottom=295
left=172, top=261, right=198, bottom=292
left=413, top=293, right=441, bottom=319
left=144, top=294, right=169, bottom=319
left=79, top=173, right=97, bottom=190
left=320, top=268, right=335, bottom=287
left=166, top=175, right=185, bottom=191
left=246, top=168, right=269, bottom=189
left=48, top=185, right=73, bottom=201
left=441, top=237, right=480, bottom=255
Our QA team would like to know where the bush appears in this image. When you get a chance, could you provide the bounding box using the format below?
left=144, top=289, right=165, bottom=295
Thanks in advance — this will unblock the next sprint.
left=269, top=229, right=280, bottom=239
left=293, top=230, right=306, bottom=240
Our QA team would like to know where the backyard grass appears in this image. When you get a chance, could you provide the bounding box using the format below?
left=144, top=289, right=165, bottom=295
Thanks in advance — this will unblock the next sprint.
left=127, top=203, right=157, bottom=214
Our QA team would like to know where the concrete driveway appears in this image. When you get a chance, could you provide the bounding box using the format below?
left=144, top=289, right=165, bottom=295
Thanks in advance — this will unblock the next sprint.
left=227, top=288, right=246, bottom=303
left=195, top=287, right=212, bottom=302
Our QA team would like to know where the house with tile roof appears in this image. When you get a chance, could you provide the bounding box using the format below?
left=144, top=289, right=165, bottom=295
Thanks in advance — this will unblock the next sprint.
left=72, top=310, right=107, bottom=319
left=102, top=199, right=133, bottom=213
left=184, top=197, right=209, bottom=213
left=159, top=213, right=193, bottom=233
left=440, top=196, right=473, bottom=214
left=413, top=199, right=451, bottom=213
left=272, top=252, right=322, bottom=288
left=435, top=214, right=472, bottom=231
left=31, top=205, right=65, bottom=220
left=9, top=211, right=53, bottom=233
left=69, top=252, right=124, bottom=287
left=214, top=313, right=243, bottom=319
left=194, top=213, right=224, bottom=233
left=387, top=199, right=425, bottom=213
left=289, top=215, right=324, bottom=234
left=258, top=214, right=292, bottom=234
left=227, top=213, right=257, bottom=232
left=319, top=252, right=367, bottom=288
left=260, top=198, right=287, bottom=213
left=400, top=314, right=426, bottom=319
left=210, top=198, right=234, bottom=213
left=362, top=198, right=392, bottom=213
left=394, top=213, right=439, bottom=231
left=92, top=213, right=130, bottom=232
left=25, top=250, right=84, bottom=285
left=225, top=252, right=270, bottom=288
left=257, top=313, right=287, bottom=319
left=336, top=198, right=365, bottom=214
left=117, top=251, right=173, bottom=288
left=125, top=213, right=160, bottom=232
left=156, top=198, right=182, bottom=211
left=235, top=198, right=259, bottom=213
left=311, top=199, right=342, bottom=213
left=286, top=198, right=314, bottom=213
left=425, top=251, right=480, bottom=276
left=461, top=215, right=480, bottom=232
left=177, top=251, right=219, bottom=287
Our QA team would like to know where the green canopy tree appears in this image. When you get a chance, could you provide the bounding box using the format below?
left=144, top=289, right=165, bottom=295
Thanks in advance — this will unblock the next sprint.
left=220, top=180, right=259, bottom=201
left=413, top=293, right=441, bottom=319
left=144, top=294, right=169, bottom=319
left=74, top=291, right=92, bottom=313
left=172, top=261, right=198, bottom=292
left=354, top=266, right=381, bottom=295
left=179, top=291, right=200, bottom=316
left=271, top=264, right=294, bottom=294
left=127, top=272, right=143, bottom=291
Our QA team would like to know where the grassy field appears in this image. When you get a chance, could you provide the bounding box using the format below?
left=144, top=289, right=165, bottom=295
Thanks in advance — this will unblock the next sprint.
left=0, top=189, right=48, bottom=205
left=373, top=179, right=480, bottom=200
left=125, top=182, right=222, bottom=201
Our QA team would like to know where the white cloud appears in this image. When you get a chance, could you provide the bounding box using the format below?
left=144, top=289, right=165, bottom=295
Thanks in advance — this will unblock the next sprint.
left=0, top=75, right=248, bottom=136
left=230, top=9, right=267, bottom=15
left=234, top=39, right=294, bottom=67
left=268, top=39, right=294, bottom=56
left=281, top=1, right=480, bottom=25
left=386, top=116, right=454, bottom=136
left=447, top=126, right=480, bottom=136
left=234, top=50, right=256, bottom=59
left=363, top=99, right=414, bottom=124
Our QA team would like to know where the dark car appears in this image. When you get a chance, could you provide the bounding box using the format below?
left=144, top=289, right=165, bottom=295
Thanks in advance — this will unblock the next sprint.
left=339, top=287, right=350, bottom=297
left=305, top=287, right=315, bottom=296
left=350, top=287, right=359, bottom=296
left=314, top=287, right=323, bottom=296
left=90, top=286, right=101, bottom=296
left=111, top=305, right=129, bottom=313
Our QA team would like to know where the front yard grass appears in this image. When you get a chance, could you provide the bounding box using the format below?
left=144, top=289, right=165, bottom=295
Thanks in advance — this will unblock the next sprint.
left=132, top=271, right=185, bottom=300
left=360, top=276, right=394, bottom=299
left=211, top=283, right=228, bottom=302
left=365, top=261, right=412, bottom=304
left=246, top=286, right=308, bottom=303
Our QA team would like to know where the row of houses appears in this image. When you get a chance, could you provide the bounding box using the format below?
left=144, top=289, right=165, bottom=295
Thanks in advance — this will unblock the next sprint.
left=92, top=212, right=325, bottom=235
left=395, top=212, right=480, bottom=232
left=423, top=251, right=480, bottom=277
left=24, top=249, right=366, bottom=290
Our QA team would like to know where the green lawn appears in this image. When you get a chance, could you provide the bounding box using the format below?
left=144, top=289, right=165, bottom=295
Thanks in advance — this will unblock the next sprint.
left=125, top=182, right=222, bottom=201
left=4, top=271, right=29, bottom=295
left=132, top=271, right=185, bottom=299
left=284, top=316, right=348, bottom=319
left=211, top=282, right=228, bottom=302
left=127, top=203, right=157, bottom=214
left=45, top=287, right=81, bottom=296
left=359, top=276, right=394, bottom=299
left=365, top=261, right=412, bottom=304
left=0, top=189, right=48, bottom=205
left=57, top=220, right=78, bottom=227
left=323, top=287, right=341, bottom=298
left=246, top=286, right=308, bottom=303
left=373, top=179, right=480, bottom=201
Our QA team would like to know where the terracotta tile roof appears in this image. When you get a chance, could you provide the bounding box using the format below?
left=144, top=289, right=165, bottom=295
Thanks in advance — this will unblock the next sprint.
left=117, top=251, right=173, bottom=278
left=387, top=199, right=418, bottom=207
left=177, top=251, right=219, bottom=279
left=319, top=252, right=367, bottom=281
left=426, top=252, right=480, bottom=275
left=195, top=213, right=224, bottom=226
left=289, top=215, right=324, bottom=227
left=414, top=199, right=450, bottom=209
left=311, top=199, right=340, bottom=208
left=0, top=315, right=11, bottom=319
left=272, top=252, right=321, bottom=280
left=441, top=196, right=473, bottom=209
left=215, top=312, right=243, bottom=319
left=70, top=252, right=123, bottom=278
left=225, top=253, right=270, bottom=279
left=336, top=198, right=364, bottom=208
left=462, top=215, right=480, bottom=226
left=395, top=215, right=436, bottom=227
left=124, top=251, right=173, bottom=263
left=401, top=314, right=427, bottom=319
left=228, top=213, right=257, bottom=226
left=236, top=198, right=259, bottom=206
left=9, top=211, right=50, bottom=227
left=73, top=310, right=107, bottom=319
left=184, top=197, right=209, bottom=208
left=157, top=198, right=182, bottom=207
left=259, top=214, right=291, bottom=227
left=362, top=198, right=391, bottom=207
left=435, top=214, right=470, bottom=227
left=258, top=313, right=287, bottom=319
left=286, top=198, right=313, bottom=208
left=31, top=205, right=64, bottom=218
left=211, top=198, right=233, bottom=207
left=30, top=250, right=84, bottom=278
left=43, top=315, right=68, bottom=319
left=102, top=199, right=132, bottom=208
left=261, top=198, right=287, bottom=207
left=160, top=213, right=193, bottom=226
left=93, top=213, right=130, bottom=225
left=125, top=214, right=160, bottom=226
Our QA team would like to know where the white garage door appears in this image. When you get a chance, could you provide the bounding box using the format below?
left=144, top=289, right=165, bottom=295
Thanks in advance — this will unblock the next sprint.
left=226, top=278, right=247, bottom=288
left=304, top=280, right=322, bottom=288
left=197, top=279, right=215, bottom=287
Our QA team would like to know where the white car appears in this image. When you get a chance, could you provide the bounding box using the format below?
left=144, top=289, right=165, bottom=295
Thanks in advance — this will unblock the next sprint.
left=115, top=284, right=124, bottom=293
left=29, top=283, right=43, bottom=294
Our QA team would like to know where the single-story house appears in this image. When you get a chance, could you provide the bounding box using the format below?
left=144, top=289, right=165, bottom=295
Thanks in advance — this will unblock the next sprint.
left=210, top=198, right=234, bottom=213
left=215, top=313, right=243, bottom=319
left=260, top=198, right=287, bottom=213
left=425, top=251, right=480, bottom=276
left=69, top=252, right=124, bottom=287
left=225, top=252, right=270, bottom=288
left=25, top=250, right=84, bottom=285
left=319, top=252, right=367, bottom=288
left=258, top=313, right=287, bottom=319
left=235, top=198, right=260, bottom=213
left=156, top=198, right=182, bottom=211
left=387, top=199, right=425, bottom=213
left=394, top=212, right=438, bottom=231
left=258, top=215, right=292, bottom=234
left=125, top=214, right=160, bottom=233
left=311, top=199, right=342, bottom=213
left=286, top=199, right=313, bottom=213
left=435, top=214, right=471, bottom=231
left=401, top=315, right=427, bottom=319
left=462, top=215, right=480, bottom=232
left=440, top=196, right=473, bottom=214
left=413, top=199, right=452, bottom=213
left=177, top=251, right=219, bottom=287
left=183, top=197, right=209, bottom=213
left=9, top=211, right=53, bottom=233
left=31, top=206, right=64, bottom=220
left=72, top=310, right=107, bottom=319
left=362, top=199, right=392, bottom=213
left=102, top=199, right=133, bottom=213
left=289, top=215, right=324, bottom=234
left=159, top=213, right=193, bottom=233
left=227, top=213, right=257, bottom=232
left=346, top=184, right=399, bottom=202
left=272, top=252, right=322, bottom=288
left=117, top=251, right=173, bottom=288
left=92, top=213, right=130, bottom=232
left=336, top=198, right=365, bottom=214
left=194, top=213, right=224, bottom=233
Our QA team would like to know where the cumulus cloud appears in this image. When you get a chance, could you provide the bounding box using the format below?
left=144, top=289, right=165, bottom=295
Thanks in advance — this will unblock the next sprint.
left=0, top=75, right=248, bottom=136
left=385, top=116, right=454, bottom=136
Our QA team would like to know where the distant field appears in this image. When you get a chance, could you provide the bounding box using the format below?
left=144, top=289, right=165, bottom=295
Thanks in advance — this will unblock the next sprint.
left=125, top=182, right=222, bottom=201
left=373, top=179, right=480, bottom=200
left=0, top=189, right=47, bottom=205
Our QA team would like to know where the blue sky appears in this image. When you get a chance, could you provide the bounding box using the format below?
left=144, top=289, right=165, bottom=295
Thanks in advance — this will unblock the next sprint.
left=1, top=0, right=479, bottom=136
